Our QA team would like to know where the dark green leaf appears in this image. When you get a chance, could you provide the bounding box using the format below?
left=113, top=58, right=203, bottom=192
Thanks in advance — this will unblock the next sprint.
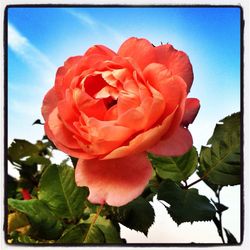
left=7, top=175, right=18, bottom=198
left=8, top=139, right=51, bottom=166
left=8, top=199, right=63, bottom=240
left=8, top=139, right=39, bottom=163
left=114, top=197, right=154, bottom=235
left=32, top=119, right=44, bottom=125
left=38, top=164, right=89, bottom=220
left=70, top=156, right=78, bottom=168
left=199, top=112, right=241, bottom=186
left=224, top=228, right=238, bottom=243
left=150, top=147, right=198, bottom=182
left=211, top=199, right=228, bottom=213
left=158, top=180, right=216, bottom=225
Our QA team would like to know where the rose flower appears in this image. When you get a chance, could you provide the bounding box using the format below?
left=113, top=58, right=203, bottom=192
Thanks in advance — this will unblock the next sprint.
left=42, top=37, right=200, bottom=207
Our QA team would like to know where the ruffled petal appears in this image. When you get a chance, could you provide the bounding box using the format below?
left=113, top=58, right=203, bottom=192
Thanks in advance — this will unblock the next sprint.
left=75, top=152, right=152, bottom=206
left=154, top=44, right=194, bottom=92
left=44, top=110, right=95, bottom=159
left=118, top=37, right=155, bottom=70
left=148, top=126, right=193, bottom=157
left=103, top=107, right=178, bottom=160
left=143, top=63, right=187, bottom=117
left=181, top=98, right=200, bottom=127
left=54, top=57, right=82, bottom=99
left=41, top=87, right=58, bottom=121
left=84, top=45, right=116, bottom=58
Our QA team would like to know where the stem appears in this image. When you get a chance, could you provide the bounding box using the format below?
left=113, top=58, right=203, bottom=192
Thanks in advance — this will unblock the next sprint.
left=185, top=172, right=209, bottom=189
left=185, top=177, right=203, bottom=188
left=84, top=203, right=104, bottom=242
left=216, top=188, right=225, bottom=244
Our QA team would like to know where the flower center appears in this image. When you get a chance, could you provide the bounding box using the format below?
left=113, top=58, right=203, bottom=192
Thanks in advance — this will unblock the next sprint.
left=104, top=96, right=118, bottom=109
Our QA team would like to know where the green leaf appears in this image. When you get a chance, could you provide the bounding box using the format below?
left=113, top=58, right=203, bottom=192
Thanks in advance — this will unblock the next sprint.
left=32, top=119, right=44, bottom=125
left=8, top=212, right=30, bottom=234
left=84, top=214, right=123, bottom=243
left=17, top=234, right=38, bottom=244
left=38, top=164, right=89, bottom=220
left=8, top=199, right=63, bottom=240
left=114, top=197, right=155, bottom=235
left=150, top=147, right=198, bottom=182
left=8, top=139, right=39, bottom=163
left=58, top=223, right=105, bottom=243
left=199, top=112, right=241, bottom=186
left=211, top=199, right=228, bottom=213
left=8, top=139, right=51, bottom=166
left=224, top=228, right=238, bottom=244
left=70, top=156, right=78, bottom=168
left=158, top=180, right=216, bottom=225
left=7, top=175, right=18, bottom=198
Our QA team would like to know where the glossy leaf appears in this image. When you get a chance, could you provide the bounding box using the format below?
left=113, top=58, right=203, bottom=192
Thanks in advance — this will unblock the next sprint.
left=58, top=223, right=104, bottom=243
left=8, top=199, right=63, bottom=240
left=158, top=180, right=216, bottom=225
left=199, top=112, right=240, bottom=186
left=38, top=164, right=89, bottom=220
left=150, top=147, right=198, bottom=181
left=114, top=197, right=155, bottom=235
left=84, top=214, right=123, bottom=243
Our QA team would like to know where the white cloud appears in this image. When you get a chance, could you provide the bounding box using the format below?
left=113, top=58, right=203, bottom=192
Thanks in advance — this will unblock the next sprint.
left=8, top=23, right=56, bottom=144
left=65, top=9, right=97, bottom=28
left=64, top=9, right=125, bottom=44
left=8, top=23, right=56, bottom=76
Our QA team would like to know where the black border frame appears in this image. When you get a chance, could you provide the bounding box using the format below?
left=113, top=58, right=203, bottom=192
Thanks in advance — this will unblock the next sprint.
left=3, top=4, right=244, bottom=247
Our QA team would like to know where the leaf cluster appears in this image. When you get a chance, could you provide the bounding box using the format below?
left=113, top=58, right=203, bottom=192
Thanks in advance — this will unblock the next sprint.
left=7, top=112, right=241, bottom=244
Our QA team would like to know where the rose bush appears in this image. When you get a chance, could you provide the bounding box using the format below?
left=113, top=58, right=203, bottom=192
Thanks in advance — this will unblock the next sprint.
left=42, top=37, right=200, bottom=207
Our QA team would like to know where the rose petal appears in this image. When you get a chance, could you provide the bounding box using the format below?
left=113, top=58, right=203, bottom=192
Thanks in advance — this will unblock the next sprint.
left=54, top=57, right=82, bottom=99
left=148, top=126, right=193, bottom=157
left=75, top=152, right=152, bottom=206
left=181, top=98, right=200, bottom=127
left=103, top=107, right=178, bottom=160
left=117, top=90, right=140, bottom=115
left=154, top=44, right=194, bottom=92
left=47, top=108, right=81, bottom=149
left=45, top=109, right=94, bottom=159
left=41, top=87, right=58, bottom=121
left=73, top=88, right=107, bottom=120
left=84, top=45, right=116, bottom=58
left=143, top=64, right=187, bottom=117
left=118, top=37, right=155, bottom=70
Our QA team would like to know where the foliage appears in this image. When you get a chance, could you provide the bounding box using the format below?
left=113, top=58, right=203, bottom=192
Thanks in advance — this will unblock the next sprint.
left=158, top=180, right=216, bottom=225
left=198, top=113, right=241, bottom=186
left=6, top=112, right=241, bottom=244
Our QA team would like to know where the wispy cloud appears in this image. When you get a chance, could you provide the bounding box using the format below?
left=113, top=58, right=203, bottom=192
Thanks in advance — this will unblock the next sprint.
left=8, top=23, right=56, bottom=76
left=65, top=9, right=97, bottom=28
left=8, top=23, right=56, bottom=144
left=64, top=9, right=125, bottom=44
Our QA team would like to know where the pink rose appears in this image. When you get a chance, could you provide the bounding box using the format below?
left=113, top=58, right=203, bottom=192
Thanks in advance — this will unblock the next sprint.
left=42, top=37, right=200, bottom=206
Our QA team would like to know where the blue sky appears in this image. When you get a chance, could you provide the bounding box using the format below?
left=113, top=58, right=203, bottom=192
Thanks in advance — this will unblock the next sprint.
left=7, top=6, right=241, bottom=243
